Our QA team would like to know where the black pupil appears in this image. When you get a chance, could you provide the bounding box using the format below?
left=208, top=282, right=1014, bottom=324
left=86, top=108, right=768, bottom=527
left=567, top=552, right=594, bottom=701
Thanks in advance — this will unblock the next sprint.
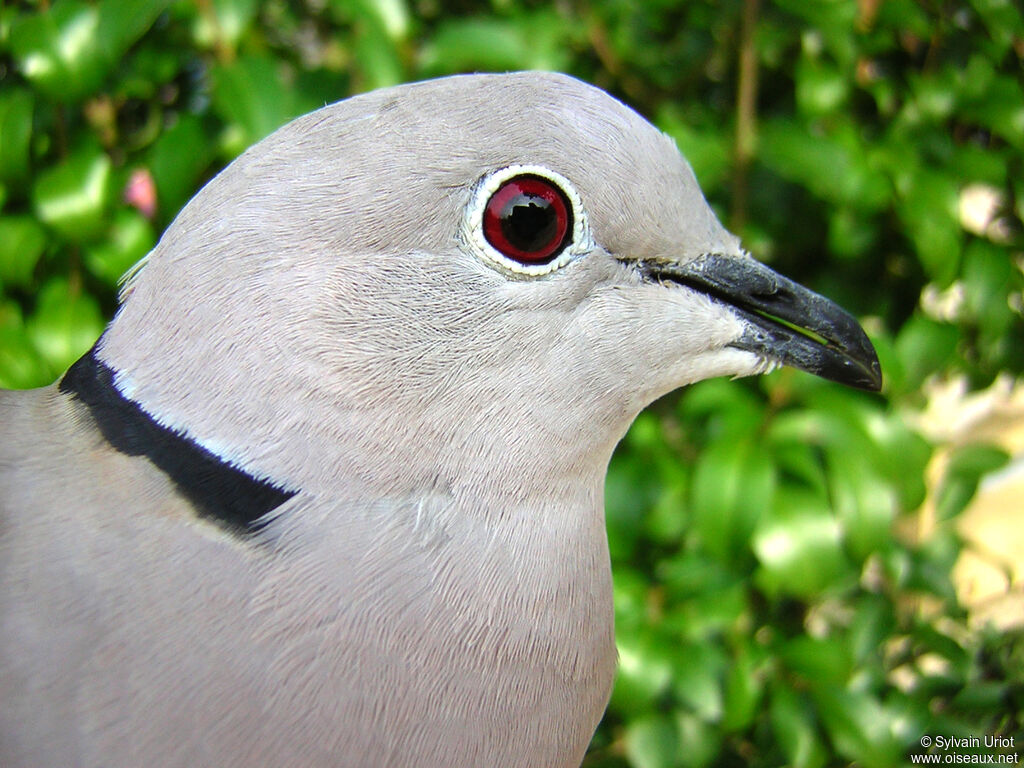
left=501, top=194, right=557, bottom=252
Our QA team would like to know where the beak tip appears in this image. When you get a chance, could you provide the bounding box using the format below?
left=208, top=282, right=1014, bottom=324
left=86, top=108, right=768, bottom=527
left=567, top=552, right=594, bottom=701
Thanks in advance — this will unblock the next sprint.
left=855, top=365, right=884, bottom=393
left=821, top=346, right=883, bottom=392
left=862, top=358, right=884, bottom=393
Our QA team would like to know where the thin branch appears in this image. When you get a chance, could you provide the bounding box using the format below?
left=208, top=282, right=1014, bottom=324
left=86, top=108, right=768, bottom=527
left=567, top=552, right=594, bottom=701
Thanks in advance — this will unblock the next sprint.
left=732, top=0, right=761, bottom=233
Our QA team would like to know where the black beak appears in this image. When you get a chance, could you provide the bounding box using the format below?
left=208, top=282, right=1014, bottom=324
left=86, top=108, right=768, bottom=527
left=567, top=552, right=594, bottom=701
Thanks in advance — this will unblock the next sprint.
left=636, top=253, right=882, bottom=392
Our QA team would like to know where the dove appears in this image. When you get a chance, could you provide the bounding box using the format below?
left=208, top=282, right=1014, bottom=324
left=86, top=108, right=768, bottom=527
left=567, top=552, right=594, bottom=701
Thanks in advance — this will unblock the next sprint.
left=0, top=71, right=880, bottom=767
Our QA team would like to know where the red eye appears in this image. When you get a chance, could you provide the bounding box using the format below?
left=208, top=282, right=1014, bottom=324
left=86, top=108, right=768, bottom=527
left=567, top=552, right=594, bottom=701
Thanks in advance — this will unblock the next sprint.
left=483, top=175, right=573, bottom=264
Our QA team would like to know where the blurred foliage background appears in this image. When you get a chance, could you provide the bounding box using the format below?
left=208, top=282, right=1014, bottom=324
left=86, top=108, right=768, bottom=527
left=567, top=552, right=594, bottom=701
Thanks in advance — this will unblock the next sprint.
left=2, top=0, right=1023, bottom=765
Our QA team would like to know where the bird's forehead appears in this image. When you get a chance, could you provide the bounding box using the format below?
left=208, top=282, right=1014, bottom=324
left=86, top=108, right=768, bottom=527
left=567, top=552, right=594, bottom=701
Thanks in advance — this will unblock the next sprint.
left=257, top=72, right=738, bottom=264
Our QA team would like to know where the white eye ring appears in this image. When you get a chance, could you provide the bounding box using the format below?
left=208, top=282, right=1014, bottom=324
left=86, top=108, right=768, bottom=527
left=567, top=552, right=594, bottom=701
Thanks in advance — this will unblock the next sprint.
left=463, top=164, right=592, bottom=277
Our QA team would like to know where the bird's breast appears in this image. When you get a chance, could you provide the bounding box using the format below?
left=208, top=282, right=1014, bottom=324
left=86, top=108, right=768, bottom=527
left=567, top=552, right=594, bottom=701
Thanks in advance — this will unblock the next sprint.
left=257, top=493, right=617, bottom=766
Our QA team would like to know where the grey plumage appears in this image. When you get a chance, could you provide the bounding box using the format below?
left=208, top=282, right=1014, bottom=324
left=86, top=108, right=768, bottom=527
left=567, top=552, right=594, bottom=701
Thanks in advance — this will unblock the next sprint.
left=0, top=72, right=880, bottom=767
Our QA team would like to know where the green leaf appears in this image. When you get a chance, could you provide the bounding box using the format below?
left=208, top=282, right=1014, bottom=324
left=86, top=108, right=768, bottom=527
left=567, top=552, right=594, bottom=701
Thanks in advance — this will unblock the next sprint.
left=674, top=711, right=720, bottom=768
left=968, top=0, right=1021, bottom=55
left=956, top=53, right=997, bottom=103
left=422, top=17, right=525, bottom=72
left=657, top=107, right=731, bottom=193
left=827, top=451, right=896, bottom=563
left=908, top=71, right=958, bottom=123
left=795, top=58, right=849, bottom=116
left=848, top=595, right=895, bottom=667
left=894, top=168, right=962, bottom=284
left=332, top=0, right=410, bottom=41
left=754, top=495, right=851, bottom=599
left=944, top=443, right=1010, bottom=481
left=25, top=278, right=104, bottom=375
left=765, top=407, right=865, bottom=462
left=10, top=0, right=168, bottom=102
left=664, top=581, right=748, bottom=640
left=961, top=239, right=1018, bottom=341
left=671, top=642, right=725, bottom=722
left=612, top=565, right=650, bottom=625
left=906, top=529, right=962, bottom=602
left=97, top=0, right=172, bottom=60
left=962, top=74, right=1024, bottom=149
left=951, top=680, right=1008, bottom=712
left=645, top=481, right=688, bottom=545
left=764, top=436, right=828, bottom=498
left=679, top=378, right=765, bottom=438
left=0, top=215, right=47, bottom=289
left=606, top=435, right=661, bottom=560
left=721, top=641, right=762, bottom=732
left=875, top=0, right=938, bottom=39
left=779, top=636, right=852, bottom=687
left=893, top=315, right=959, bottom=390
left=813, top=688, right=903, bottom=768
left=772, top=0, right=858, bottom=65
left=0, top=302, right=49, bottom=389
left=759, top=118, right=890, bottom=211
left=0, top=88, right=33, bottom=184
left=624, top=713, right=679, bottom=768
left=194, top=0, right=259, bottom=50
left=422, top=13, right=570, bottom=73
left=148, top=114, right=215, bottom=221
left=861, top=411, right=931, bottom=512
left=691, top=436, right=775, bottom=564
left=31, top=145, right=112, bottom=242
left=771, top=685, right=828, bottom=768
left=85, top=207, right=155, bottom=287
left=353, top=23, right=404, bottom=91
left=612, top=628, right=675, bottom=717
left=10, top=2, right=108, bottom=101
left=211, top=55, right=298, bottom=152
left=935, top=443, right=1009, bottom=521
left=828, top=206, right=878, bottom=260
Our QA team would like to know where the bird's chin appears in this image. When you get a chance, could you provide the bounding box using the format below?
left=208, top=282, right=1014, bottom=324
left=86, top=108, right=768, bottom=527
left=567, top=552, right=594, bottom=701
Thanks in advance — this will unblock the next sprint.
left=697, top=347, right=781, bottom=383
left=645, top=347, right=774, bottom=402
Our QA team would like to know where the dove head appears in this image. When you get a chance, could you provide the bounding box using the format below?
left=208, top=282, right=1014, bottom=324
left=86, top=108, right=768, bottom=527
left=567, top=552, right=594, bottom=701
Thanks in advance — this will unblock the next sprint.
left=96, top=72, right=877, bottom=505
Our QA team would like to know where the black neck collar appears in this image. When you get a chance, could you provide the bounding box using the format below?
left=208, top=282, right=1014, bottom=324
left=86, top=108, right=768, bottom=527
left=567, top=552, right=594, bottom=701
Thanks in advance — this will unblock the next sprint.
left=59, top=348, right=296, bottom=535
